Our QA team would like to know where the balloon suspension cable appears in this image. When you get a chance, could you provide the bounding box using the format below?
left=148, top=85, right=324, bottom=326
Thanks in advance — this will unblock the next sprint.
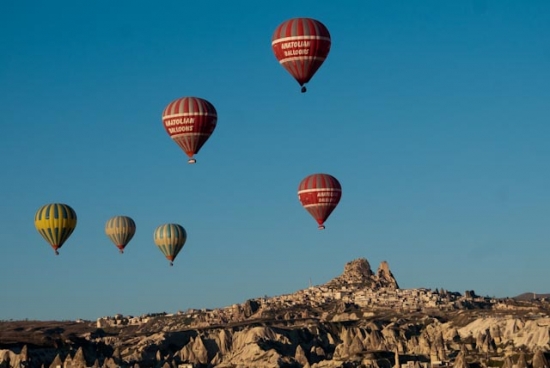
left=301, top=86, right=307, bottom=93
left=188, top=158, right=197, bottom=164
left=318, top=225, right=326, bottom=230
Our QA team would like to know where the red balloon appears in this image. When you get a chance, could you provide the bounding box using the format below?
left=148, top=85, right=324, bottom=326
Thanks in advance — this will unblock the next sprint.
left=162, top=97, right=217, bottom=164
left=298, top=173, right=342, bottom=230
left=272, top=18, right=331, bottom=93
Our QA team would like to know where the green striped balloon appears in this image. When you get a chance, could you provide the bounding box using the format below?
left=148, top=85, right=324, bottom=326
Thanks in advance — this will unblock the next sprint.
left=153, top=223, right=187, bottom=266
left=105, top=216, right=136, bottom=254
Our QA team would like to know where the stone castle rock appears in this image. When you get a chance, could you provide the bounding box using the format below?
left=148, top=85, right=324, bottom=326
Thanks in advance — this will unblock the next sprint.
left=325, top=258, right=399, bottom=290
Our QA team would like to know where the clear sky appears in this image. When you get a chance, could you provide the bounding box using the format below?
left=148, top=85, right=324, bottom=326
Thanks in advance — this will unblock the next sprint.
left=1, top=0, right=549, bottom=321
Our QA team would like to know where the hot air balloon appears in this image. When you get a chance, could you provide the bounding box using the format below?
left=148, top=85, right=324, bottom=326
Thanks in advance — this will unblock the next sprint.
left=34, top=203, right=77, bottom=255
left=153, top=223, right=187, bottom=266
left=298, top=173, right=341, bottom=230
left=162, top=97, right=217, bottom=164
left=272, top=17, right=331, bottom=93
left=105, top=216, right=136, bottom=254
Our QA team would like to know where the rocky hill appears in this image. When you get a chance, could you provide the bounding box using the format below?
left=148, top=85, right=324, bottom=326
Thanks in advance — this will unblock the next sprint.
left=1, top=258, right=549, bottom=368
left=324, top=258, right=399, bottom=290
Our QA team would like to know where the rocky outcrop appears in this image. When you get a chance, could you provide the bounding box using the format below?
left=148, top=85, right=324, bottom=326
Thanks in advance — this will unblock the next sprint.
left=532, top=348, right=549, bottom=368
left=71, top=347, right=87, bottom=368
left=0, top=351, right=10, bottom=368
left=7, top=346, right=27, bottom=368
left=377, top=261, right=399, bottom=289
left=1, top=257, right=549, bottom=368
left=49, top=354, right=62, bottom=368
left=516, top=351, right=529, bottom=368
left=325, top=258, right=399, bottom=290
left=1, top=312, right=549, bottom=368
left=92, top=310, right=549, bottom=367
left=453, top=347, right=468, bottom=368
left=502, top=355, right=514, bottom=368
left=295, top=345, right=309, bottom=368
left=112, top=316, right=550, bottom=367
left=457, top=317, right=550, bottom=350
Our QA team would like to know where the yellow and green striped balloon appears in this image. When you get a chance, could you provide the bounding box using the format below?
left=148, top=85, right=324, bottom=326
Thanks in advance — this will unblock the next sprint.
left=34, top=203, right=77, bottom=255
left=153, top=223, right=187, bottom=266
left=105, top=216, right=136, bottom=254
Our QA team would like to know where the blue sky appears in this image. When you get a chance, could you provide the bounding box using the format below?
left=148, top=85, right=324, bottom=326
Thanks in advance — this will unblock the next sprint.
left=1, top=0, right=549, bottom=321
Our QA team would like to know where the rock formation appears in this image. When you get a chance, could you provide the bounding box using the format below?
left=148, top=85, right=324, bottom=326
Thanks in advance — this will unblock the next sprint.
left=48, top=354, right=62, bottom=368
left=0, top=351, right=10, bottom=368
left=502, top=355, right=514, bottom=368
left=377, top=260, right=399, bottom=289
left=533, top=348, right=549, bottom=368
left=0, top=257, right=549, bottom=368
left=516, top=351, right=529, bottom=368
left=71, top=347, right=87, bottom=368
left=325, top=258, right=399, bottom=290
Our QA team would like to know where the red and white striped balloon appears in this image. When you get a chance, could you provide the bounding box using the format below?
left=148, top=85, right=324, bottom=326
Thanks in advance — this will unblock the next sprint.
left=298, top=173, right=342, bottom=230
left=272, top=18, right=331, bottom=93
left=162, top=97, right=217, bottom=164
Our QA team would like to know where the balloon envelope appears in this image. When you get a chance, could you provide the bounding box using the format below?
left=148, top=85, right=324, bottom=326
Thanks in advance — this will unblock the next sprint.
left=153, top=223, right=187, bottom=266
left=34, top=203, right=77, bottom=255
left=162, top=97, right=217, bottom=164
left=105, top=216, right=136, bottom=253
left=272, top=17, right=331, bottom=92
left=298, top=173, right=342, bottom=229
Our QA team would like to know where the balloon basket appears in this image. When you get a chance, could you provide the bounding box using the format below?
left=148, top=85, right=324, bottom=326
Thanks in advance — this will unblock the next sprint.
left=301, top=86, right=307, bottom=93
left=188, top=158, right=197, bottom=164
left=318, top=225, right=325, bottom=230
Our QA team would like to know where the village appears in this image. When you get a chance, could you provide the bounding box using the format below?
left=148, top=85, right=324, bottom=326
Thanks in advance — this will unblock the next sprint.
left=96, top=284, right=512, bottom=329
